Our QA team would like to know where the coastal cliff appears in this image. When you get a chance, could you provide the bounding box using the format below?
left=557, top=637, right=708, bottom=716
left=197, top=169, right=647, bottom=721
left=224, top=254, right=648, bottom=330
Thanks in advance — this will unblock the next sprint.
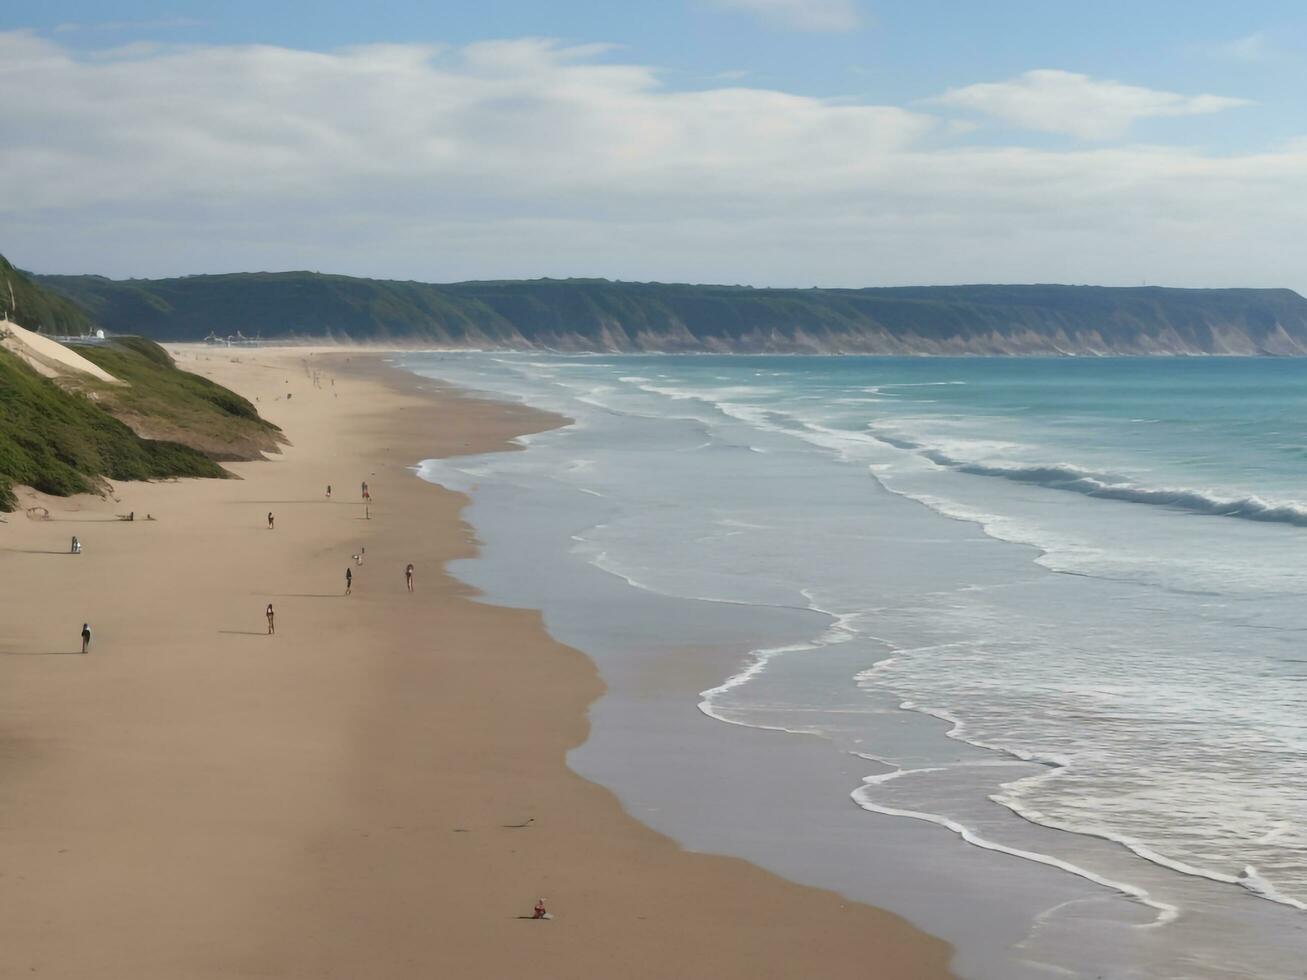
left=34, top=270, right=1307, bottom=355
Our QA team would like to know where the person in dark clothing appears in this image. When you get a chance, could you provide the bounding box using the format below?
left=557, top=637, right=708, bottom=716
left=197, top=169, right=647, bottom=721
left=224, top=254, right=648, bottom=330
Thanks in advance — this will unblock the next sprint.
left=81, top=623, right=91, bottom=654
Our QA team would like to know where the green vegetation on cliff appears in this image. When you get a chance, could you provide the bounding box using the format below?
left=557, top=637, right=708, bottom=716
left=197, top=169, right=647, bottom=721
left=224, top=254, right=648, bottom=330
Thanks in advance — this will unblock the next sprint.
left=77, top=337, right=282, bottom=461
left=35, top=270, right=1307, bottom=355
left=1, top=254, right=93, bottom=336
left=0, top=346, right=220, bottom=510
left=0, top=336, right=281, bottom=511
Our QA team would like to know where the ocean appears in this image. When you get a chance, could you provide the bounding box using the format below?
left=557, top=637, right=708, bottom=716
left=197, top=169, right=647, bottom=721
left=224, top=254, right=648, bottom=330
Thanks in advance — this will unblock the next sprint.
left=406, top=353, right=1307, bottom=979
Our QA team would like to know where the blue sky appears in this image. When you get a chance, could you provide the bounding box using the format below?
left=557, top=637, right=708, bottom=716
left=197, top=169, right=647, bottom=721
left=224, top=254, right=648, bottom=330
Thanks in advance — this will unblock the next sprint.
left=4, top=1, right=1307, bottom=288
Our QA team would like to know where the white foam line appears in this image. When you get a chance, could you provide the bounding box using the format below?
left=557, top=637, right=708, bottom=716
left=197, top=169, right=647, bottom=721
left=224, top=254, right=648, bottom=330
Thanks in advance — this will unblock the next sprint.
left=858, top=765, right=949, bottom=786
left=699, top=592, right=863, bottom=727
left=698, top=640, right=820, bottom=717
left=864, top=682, right=1307, bottom=914
left=850, top=781, right=1180, bottom=927
left=581, top=550, right=824, bottom=625
left=994, top=794, right=1307, bottom=914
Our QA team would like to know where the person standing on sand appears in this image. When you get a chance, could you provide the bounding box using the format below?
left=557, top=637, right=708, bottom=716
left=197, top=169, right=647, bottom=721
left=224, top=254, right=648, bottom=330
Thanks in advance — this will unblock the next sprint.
left=345, top=567, right=353, bottom=595
left=80, top=623, right=91, bottom=654
left=267, top=511, right=275, bottom=530
left=266, top=603, right=275, bottom=634
left=326, top=484, right=332, bottom=499
left=405, top=563, right=414, bottom=592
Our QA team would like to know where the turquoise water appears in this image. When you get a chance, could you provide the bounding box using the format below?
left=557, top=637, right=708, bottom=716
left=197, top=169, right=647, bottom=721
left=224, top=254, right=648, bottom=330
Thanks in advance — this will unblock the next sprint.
left=409, top=353, right=1307, bottom=978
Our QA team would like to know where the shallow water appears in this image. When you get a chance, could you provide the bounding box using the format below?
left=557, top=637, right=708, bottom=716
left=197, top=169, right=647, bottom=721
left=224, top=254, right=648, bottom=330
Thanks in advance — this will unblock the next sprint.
left=405, top=353, right=1307, bottom=979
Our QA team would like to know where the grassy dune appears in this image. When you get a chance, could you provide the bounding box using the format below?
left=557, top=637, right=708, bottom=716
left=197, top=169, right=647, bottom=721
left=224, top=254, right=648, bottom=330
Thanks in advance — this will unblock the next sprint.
left=0, top=337, right=280, bottom=511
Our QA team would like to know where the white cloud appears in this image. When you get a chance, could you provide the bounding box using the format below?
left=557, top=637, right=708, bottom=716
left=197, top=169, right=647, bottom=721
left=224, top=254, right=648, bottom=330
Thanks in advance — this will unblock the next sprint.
left=1, top=32, right=1305, bottom=294
left=707, top=0, right=862, bottom=33
left=935, top=69, right=1251, bottom=140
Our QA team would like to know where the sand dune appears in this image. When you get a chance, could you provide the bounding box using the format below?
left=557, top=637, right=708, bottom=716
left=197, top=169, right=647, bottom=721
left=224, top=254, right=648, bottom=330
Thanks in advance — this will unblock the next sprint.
left=0, top=318, right=119, bottom=383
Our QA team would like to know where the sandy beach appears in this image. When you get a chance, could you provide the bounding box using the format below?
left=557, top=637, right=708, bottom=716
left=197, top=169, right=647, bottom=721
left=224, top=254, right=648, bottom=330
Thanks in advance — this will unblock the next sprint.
left=0, top=347, right=952, bottom=979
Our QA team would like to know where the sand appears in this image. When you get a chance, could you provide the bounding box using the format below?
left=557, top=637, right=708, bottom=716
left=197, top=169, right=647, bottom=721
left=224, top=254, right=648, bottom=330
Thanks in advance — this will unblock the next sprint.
left=0, top=318, right=119, bottom=383
left=0, top=347, right=953, bottom=979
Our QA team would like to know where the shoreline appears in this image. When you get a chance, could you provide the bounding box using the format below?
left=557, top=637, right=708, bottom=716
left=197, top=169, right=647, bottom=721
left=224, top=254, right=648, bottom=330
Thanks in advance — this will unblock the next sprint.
left=408, top=350, right=1307, bottom=980
left=0, top=347, right=953, bottom=978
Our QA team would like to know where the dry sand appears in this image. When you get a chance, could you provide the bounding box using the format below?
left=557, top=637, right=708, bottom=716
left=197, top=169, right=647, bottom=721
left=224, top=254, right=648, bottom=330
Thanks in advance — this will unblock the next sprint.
left=0, top=318, right=119, bottom=383
left=0, top=347, right=953, bottom=978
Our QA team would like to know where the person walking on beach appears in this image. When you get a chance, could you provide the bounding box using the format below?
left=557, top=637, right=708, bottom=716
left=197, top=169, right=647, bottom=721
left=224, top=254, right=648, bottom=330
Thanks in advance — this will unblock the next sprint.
left=361, top=480, right=368, bottom=500
left=345, top=567, right=353, bottom=595
left=266, top=603, right=275, bottom=635
left=70, top=535, right=80, bottom=554
left=80, top=623, right=91, bottom=654
left=405, top=562, right=414, bottom=592
left=267, top=511, right=275, bottom=530
left=326, top=484, right=332, bottom=499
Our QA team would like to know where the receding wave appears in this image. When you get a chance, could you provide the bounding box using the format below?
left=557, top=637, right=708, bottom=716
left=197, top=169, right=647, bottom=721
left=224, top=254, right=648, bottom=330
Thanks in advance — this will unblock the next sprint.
left=905, top=447, right=1307, bottom=528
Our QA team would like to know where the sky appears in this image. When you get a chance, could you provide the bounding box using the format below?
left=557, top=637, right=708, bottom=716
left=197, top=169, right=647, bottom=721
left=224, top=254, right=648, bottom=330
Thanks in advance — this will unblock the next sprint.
left=3, top=1, right=1307, bottom=289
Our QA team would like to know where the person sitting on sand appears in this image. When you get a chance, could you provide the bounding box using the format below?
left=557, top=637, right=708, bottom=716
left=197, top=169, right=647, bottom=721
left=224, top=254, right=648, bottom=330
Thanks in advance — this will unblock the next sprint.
left=345, top=567, right=352, bottom=595
left=532, top=899, right=548, bottom=920
left=81, top=623, right=91, bottom=654
left=405, top=563, right=414, bottom=592
left=267, top=511, right=275, bottom=530
left=266, top=603, right=275, bottom=635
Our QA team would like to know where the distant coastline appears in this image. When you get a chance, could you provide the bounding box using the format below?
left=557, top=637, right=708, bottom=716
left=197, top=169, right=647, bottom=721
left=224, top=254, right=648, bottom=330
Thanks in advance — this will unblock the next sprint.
left=33, top=268, right=1307, bottom=356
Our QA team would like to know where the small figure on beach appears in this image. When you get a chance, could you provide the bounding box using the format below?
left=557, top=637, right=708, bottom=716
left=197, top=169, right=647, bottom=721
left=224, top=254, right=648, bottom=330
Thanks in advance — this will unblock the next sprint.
left=326, top=484, right=332, bottom=499
left=345, top=567, right=353, bottom=595
left=267, top=511, right=275, bottom=530
left=266, top=603, right=275, bottom=635
left=532, top=899, right=549, bottom=920
left=356, top=547, right=365, bottom=566
left=361, top=480, right=368, bottom=500
left=70, top=535, right=80, bottom=554
left=405, top=563, right=414, bottom=592
left=80, top=623, right=91, bottom=654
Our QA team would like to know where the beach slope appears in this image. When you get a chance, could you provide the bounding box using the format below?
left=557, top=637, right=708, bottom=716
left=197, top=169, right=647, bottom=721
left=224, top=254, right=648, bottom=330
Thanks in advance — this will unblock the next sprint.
left=0, top=347, right=952, bottom=978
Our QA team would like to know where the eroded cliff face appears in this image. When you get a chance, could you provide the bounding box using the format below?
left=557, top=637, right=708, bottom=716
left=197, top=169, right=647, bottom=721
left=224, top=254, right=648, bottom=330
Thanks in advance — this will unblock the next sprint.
left=491, top=320, right=1307, bottom=356
left=36, top=271, right=1307, bottom=355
